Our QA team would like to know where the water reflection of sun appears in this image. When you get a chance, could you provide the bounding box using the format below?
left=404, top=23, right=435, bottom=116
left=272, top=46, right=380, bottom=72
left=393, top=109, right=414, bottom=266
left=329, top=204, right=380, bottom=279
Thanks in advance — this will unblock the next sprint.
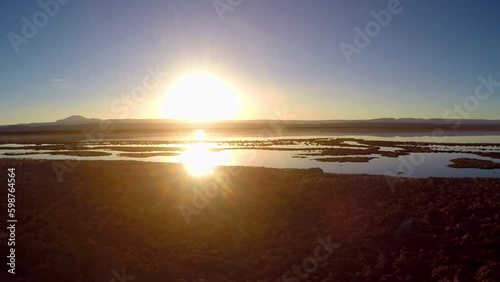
left=178, top=130, right=231, bottom=176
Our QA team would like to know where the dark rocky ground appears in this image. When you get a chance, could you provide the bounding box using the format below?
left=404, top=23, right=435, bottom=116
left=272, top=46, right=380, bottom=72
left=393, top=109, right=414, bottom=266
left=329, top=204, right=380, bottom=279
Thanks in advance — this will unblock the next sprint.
left=0, top=159, right=499, bottom=281
left=448, top=158, right=500, bottom=169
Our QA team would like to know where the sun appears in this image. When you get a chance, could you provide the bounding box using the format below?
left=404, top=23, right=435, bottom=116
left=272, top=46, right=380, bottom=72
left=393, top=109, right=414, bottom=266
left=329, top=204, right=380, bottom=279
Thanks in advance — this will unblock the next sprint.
left=162, top=73, right=240, bottom=121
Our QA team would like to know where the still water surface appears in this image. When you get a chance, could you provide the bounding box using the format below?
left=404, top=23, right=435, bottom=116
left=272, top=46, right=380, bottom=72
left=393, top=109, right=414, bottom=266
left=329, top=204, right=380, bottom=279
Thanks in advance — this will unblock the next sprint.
left=1, top=130, right=500, bottom=178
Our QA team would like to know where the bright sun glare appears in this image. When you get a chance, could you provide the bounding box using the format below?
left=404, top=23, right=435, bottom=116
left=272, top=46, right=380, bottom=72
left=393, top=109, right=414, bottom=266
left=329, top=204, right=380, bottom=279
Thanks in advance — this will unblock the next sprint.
left=177, top=130, right=231, bottom=176
left=162, top=73, right=240, bottom=121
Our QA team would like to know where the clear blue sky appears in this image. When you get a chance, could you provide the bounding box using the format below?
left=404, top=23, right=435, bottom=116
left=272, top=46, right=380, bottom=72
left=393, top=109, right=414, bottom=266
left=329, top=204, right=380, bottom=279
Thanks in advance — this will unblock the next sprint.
left=1, top=0, right=500, bottom=125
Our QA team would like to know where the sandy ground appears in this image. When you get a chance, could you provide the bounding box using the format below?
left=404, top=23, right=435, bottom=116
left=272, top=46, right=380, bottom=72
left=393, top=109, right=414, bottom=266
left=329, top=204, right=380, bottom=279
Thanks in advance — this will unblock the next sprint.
left=0, top=159, right=499, bottom=281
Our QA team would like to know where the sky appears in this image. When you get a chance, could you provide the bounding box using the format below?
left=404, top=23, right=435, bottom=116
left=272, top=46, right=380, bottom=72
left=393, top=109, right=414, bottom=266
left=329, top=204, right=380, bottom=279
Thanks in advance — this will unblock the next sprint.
left=1, top=0, right=500, bottom=125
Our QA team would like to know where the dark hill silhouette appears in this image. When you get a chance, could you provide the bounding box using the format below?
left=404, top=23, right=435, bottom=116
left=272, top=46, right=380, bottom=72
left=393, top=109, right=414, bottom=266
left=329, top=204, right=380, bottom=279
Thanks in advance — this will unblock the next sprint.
left=54, top=115, right=102, bottom=125
left=0, top=116, right=499, bottom=133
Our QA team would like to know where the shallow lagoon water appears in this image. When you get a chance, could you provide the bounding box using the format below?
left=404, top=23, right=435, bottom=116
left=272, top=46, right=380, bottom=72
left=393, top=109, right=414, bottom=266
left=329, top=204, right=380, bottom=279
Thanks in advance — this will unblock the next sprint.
left=1, top=131, right=500, bottom=178
left=2, top=148, right=500, bottom=178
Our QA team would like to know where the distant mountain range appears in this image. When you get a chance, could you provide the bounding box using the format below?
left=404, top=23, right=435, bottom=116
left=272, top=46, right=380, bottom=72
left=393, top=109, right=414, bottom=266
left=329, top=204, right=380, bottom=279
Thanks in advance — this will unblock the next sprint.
left=1, top=115, right=500, bottom=133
